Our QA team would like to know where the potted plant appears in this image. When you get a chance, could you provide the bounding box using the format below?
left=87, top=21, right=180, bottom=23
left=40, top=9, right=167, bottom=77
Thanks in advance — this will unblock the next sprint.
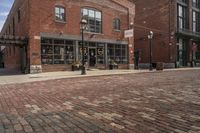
left=109, top=60, right=118, bottom=70
left=72, top=60, right=81, bottom=71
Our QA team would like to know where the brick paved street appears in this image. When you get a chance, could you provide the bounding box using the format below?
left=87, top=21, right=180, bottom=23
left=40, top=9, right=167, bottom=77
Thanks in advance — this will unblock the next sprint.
left=0, top=70, right=200, bottom=133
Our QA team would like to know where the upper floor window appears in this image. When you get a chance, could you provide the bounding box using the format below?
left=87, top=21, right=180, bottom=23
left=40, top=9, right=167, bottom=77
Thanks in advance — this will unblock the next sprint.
left=55, top=6, right=66, bottom=22
left=193, top=0, right=200, bottom=8
left=113, top=18, right=120, bottom=31
left=81, top=8, right=102, bottom=33
left=192, top=11, right=200, bottom=32
left=177, top=4, right=187, bottom=30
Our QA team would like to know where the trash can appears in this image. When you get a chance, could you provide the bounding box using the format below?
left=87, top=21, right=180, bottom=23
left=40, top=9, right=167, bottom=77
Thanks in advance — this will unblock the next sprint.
left=156, top=62, right=164, bottom=71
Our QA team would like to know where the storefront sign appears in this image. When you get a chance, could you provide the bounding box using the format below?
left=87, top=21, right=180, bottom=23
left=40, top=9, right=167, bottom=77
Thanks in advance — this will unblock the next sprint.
left=124, top=29, right=134, bottom=38
left=34, top=36, right=40, bottom=40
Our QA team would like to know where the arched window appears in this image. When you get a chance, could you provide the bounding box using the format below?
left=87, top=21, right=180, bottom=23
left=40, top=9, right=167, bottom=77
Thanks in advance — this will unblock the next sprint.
left=81, top=8, right=102, bottom=33
left=113, top=18, right=120, bottom=30
left=55, top=6, right=66, bottom=22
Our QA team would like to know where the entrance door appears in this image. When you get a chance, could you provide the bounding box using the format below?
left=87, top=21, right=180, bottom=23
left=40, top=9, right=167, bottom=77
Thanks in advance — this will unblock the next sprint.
left=177, top=39, right=187, bottom=67
left=89, top=48, right=96, bottom=67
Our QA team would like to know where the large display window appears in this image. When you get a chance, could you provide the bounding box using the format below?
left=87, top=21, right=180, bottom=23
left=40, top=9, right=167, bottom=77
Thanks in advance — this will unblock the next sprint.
left=107, top=44, right=128, bottom=64
left=41, top=38, right=74, bottom=65
left=41, top=38, right=128, bottom=67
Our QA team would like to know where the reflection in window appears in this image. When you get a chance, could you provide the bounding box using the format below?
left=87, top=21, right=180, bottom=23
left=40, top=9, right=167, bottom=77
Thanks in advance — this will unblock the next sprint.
left=55, top=6, right=66, bottom=22
left=41, top=39, right=74, bottom=65
left=41, top=45, right=53, bottom=64
left=193, top=0, right=200, bottom=8
left=81, top=8, right=102, bottom=33
left=192, top=11, right=200, bottom=32
left=54, top=45, right=64, bottom=64
left=107, top=44, right=127, bottom=64
left=97, top=43, right=105, bottom=64
left=178, top=4, right=187, bottom=30
left=113, top=18, right=120, bottom=30
left=65, top=41, right=74, bottom=64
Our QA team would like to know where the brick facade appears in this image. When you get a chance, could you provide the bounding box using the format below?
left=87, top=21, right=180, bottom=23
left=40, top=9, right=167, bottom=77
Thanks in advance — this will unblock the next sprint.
left=133, top=0, right=200, bottom=68
left=1, top=0, right=135, bottom=73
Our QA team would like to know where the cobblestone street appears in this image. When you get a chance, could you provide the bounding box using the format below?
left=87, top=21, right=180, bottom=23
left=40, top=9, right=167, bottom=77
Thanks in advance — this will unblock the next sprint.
left=0, top=70, right=200, bottom=133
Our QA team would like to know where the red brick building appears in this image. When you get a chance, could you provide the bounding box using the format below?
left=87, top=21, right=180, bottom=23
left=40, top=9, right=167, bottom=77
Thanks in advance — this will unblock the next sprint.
left=0, top=0, right=135, bottom=73
left=133, top=0, right=200, bottom=68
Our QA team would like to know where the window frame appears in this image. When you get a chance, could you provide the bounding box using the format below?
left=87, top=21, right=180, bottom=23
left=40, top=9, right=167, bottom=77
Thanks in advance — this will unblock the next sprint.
left=177, top=4, right=187, bottom=30
left=113, top=18, right=121, bottom=31
left=41, top=38, right=75, bottom=65
left=107, top=44, right=128, bottom=64
left=192, top=0, right=200, bottom=8
left=81, top=7, right=102, bottom=33
left=55, top=6, right=66, bottom=22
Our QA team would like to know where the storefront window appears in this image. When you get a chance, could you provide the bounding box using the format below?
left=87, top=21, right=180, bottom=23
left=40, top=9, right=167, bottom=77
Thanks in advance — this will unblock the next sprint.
left=65, top=41, right=74, bottom=64
left=78, top=42, right=88, bottom=63
left=41, top=45, right=53, bottom=64
left=41, top=38, right=74, bottom=65
left=54, top=45, right=65, bottom=64
left=97, top=43, right=105, bottom=64
left=108, top=44, right=127, bottom=64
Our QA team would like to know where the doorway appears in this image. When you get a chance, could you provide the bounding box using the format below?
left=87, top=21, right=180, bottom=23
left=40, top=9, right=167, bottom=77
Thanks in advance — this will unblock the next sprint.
left=89, top=48, right=96, bottom=67
left=177, top=38, right=187, bottom=67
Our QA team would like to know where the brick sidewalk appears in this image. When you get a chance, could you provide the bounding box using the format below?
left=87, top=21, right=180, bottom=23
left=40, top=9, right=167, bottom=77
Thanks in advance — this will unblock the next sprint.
left=0, top=70, right=200, bottom=132
left=0, top=67, right=200, bottom=85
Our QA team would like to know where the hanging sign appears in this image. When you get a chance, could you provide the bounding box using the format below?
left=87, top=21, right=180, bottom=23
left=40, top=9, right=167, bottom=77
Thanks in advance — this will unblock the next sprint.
left=124, top=29, right=134, bottom=38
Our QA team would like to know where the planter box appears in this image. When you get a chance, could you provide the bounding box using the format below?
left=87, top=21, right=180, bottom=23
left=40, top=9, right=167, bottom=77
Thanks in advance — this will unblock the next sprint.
left=156, top=62, right=164, bottom=71
left=72, top=65, right=80, bottom=71
left=109, top=64, right=118, bottom=70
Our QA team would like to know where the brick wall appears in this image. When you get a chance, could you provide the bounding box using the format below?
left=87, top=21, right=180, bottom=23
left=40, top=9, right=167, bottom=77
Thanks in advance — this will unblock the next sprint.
left=1, top=0, right=30, bottom=70
left=1, top=0, right=135, bottom=72
left=133, top=0, right=177, bottom=64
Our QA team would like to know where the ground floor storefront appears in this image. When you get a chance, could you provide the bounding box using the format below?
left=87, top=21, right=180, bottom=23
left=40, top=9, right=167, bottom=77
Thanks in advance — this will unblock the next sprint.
left=135, top=35, right=200, bottom=69
left=176, top=37, right=200, bottom=68
left=37, top=36, right=130, bottom=73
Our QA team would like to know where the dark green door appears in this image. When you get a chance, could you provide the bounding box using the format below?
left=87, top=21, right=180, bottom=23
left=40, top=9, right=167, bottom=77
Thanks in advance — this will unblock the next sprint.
left=177, top=39, right=187, bottom=67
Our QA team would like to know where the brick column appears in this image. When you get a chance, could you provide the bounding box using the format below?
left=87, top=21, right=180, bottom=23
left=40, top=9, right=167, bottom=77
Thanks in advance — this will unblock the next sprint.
left=128, top=36, right=134, bottom=69
left=188, top=1, right=193, bottom=66
left=29, top=35, right=42, bottom=73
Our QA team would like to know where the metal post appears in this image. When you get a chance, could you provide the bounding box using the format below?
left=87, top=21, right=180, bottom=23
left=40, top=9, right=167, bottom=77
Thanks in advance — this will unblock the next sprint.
left=81, top=28, right=86, bottom=75
left=191, top=49, right=194, bottom=67
left=149, top=38, right=153, bottom=71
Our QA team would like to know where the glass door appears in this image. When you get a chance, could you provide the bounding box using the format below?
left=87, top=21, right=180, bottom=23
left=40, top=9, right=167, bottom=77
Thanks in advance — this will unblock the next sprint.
left=89, top=48, right=96, bottom=67
left=177, top=38, right=187, bottom=67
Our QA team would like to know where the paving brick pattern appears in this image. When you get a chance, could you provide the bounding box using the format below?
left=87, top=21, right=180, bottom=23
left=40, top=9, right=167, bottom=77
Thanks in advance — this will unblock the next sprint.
left=0, top=70, right=200, bottom=133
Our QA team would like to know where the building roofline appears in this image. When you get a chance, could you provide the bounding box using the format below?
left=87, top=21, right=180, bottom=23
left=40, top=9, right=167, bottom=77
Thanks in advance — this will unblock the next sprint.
left=0, top=0, right=17, bottom=35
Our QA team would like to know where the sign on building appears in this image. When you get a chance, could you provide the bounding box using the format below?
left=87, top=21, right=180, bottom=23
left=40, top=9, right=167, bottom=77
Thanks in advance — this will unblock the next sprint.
left=124, top=29, right=134, bottom=38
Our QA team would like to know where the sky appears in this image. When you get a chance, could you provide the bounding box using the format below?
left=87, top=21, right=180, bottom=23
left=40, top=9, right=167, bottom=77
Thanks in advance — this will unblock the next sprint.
left=0, top=0, right=14, bottom=32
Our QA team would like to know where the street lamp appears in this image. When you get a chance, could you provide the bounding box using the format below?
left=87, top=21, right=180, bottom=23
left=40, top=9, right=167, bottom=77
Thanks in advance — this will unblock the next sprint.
left=148, top=31, right=153, bottom=71
left=80, top=18, right=87, bottom=75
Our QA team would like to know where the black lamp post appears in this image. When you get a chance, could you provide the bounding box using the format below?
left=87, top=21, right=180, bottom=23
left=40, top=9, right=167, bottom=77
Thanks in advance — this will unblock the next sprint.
left=148, top=31, right=153, bottom=71
left=80, top=18, right=87, bottom=75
